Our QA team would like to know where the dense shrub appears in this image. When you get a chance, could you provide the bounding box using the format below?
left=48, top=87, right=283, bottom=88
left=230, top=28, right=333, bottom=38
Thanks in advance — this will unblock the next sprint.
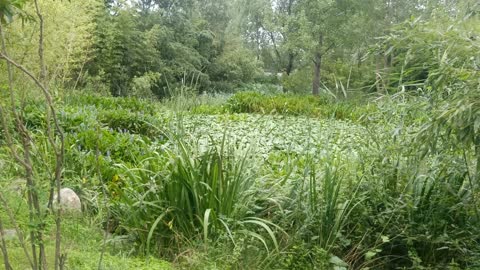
left=281, top=67, right=312, bottom=94
left=23, top=101, right=47, bottom=130
left=98, top=110, right=163, bottom=137
left=129, top=72, right=161, bottom=99
left=226, top=91, right=377, bottom=122
left=65, top=94, right=158, bottom=115
left=254, top=73, right=280, bottom=85
left=227, top=91, right=330, bottom=115
left=208, top=44, right=262, bottom=86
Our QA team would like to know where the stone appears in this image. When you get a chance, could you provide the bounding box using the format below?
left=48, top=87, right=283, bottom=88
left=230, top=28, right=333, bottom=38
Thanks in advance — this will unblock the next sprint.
left=0, top=229, right=17, bottom=241
left=9, top=178, right=26, bottom=195
left=53, top=188, right=82, bottom=213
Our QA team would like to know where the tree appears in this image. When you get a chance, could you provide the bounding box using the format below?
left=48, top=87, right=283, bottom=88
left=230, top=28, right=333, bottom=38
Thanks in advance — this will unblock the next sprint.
left=298, top=0, right=359, bottom=95
left=239, top=0, right=303, bottom=78
left=1, top=0, right=98, bottom=90
left=83, top=0, right=261, bottom=97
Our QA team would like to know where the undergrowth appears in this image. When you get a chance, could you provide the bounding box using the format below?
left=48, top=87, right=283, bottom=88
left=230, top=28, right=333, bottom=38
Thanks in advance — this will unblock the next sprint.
left=1, top=91, right=480, bottom=269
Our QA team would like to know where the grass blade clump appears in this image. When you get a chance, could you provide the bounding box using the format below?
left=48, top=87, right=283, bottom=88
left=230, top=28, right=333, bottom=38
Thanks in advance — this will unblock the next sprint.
left=109, top=129, right=281, bottom=257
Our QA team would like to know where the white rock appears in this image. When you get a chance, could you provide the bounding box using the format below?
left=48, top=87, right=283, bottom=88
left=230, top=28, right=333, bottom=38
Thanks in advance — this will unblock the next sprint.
left=9, top=178, right=26, bottom=195
left=53, top=188, right=82, bottom=213
left=0, top=229, right=17, bottom=241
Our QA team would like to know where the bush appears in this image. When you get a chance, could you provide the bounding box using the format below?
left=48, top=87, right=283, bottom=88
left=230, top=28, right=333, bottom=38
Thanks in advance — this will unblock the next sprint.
left=227, top=91, right=330, bottom=115
left=98, top=109, right=164, bottom=137
left=281, top=67, right=312, bottom=94
left=209, top=45, right=262, bottom=85
left=226, top=91, right=377, bottom=122
left=23, top=101, right=47, bottom=130
left=65, top=94, right=157, bottom=115
left=130, top=72, right=161, bottom=99
left=254, top=73, right=280, bottom=85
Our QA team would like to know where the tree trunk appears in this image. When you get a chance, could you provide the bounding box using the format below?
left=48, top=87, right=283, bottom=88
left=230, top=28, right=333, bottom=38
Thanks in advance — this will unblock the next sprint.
left=312, top=52, right=322, bottom=95
left=312, top=34, right=323, bottom=95
left=0, top=217, right=13, bottom=270
left=282, top=52, right=295, bottom=93
left=286, top=52, right=295, bottom=76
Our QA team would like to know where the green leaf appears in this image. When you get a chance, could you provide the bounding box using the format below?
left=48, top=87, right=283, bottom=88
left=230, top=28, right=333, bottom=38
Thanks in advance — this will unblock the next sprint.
left=203, top=208, right=212, bottom=247
left=365, top=249, right=381, bottom=261
left=329, top=255, right=348, bottom=267
left=146, top=210, right=169, bottom=257
left=381, top=235, right=390, bottom=243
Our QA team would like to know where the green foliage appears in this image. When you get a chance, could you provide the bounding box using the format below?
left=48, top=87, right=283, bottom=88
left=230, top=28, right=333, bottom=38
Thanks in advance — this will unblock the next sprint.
left=3, top=91, right=480, bottom=268
left=275, top=158, right=356, bottom=269
left=81, top=2, right=260, bottom=98
left=191, top=104, right=227, bottom=115
left=108, top=133, right=280, bottom=255
left=227, top=91, right=330, bottom=115
left=0, top=213, right=172, bottom=269
left=65, top=94, right=157, bottom=115
left=276, top=243, right=330, bottom=269
left=281, top=67, right=312, bottom=94
left=351, top=128, right=480, bottom=268
left=1, top=0, right=98, bottom=90
left=130, top=72, right=161, bottom=99
left=66, top=252, right=171, bottom=270
left=379, top=12, right=480, bottom=94
left=237, top=83, right=282, bottom=94
left=22, top=100, right=47, bottom=130
left=253, top=74, right=280, bottom=85
left=0, top=0, right=28, bottom=23
left=97, top=110, right=160, bottom=137
left=376, top=19, right=480, bottom=267
left=162, top=134, right=257, bottom=234
left=208, top=43, right=262, bottom=85
left=226, top=91, right=377, bottom=122
left=4, top=0, right=480, bottom=268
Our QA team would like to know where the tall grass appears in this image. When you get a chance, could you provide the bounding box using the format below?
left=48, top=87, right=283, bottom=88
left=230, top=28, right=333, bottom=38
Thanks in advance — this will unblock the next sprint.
left=107, top=130, right=281, bottom=259
left=273, top=153, right=361, bottom=268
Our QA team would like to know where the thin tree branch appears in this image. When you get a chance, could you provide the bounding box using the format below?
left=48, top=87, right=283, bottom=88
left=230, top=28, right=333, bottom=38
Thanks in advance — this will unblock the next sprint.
left=32, top=0, right=65, bottom=268
left=0, top=19, right=40, bottom=270
left=0, top=192, right=33, bottom=268
left=268, top=31, right=283, bottom=68
left=0, top=52, right=63, bottom=147
left=34, top=0, right=46, bottom=83
left=0, top=217, right=13, bottom=270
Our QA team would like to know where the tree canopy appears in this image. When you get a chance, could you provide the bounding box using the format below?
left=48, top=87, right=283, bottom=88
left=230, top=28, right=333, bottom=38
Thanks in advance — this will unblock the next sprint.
left=1, top=0, right=478, bottom=97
